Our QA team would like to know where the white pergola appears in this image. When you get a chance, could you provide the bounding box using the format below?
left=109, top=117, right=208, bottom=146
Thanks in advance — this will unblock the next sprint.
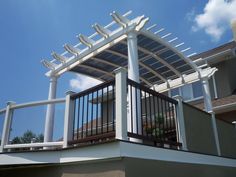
left=41, top=11, right=219, bottom=154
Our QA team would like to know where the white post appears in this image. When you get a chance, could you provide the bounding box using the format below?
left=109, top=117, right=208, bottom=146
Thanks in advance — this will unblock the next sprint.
left=0, top=101, right=15, bottom=152
left=127, top=32, right=140, bottom=82
left=63, top=91, right=76, bottom=148
left=173, top=95, right=187, bottom=150
left=44, top=76, right=58, bottom=143
left=114, top=68, right=128, bottom=140
left=127, top=31, right=142, bottom=142
left=201, top=77, right=221, bottom=156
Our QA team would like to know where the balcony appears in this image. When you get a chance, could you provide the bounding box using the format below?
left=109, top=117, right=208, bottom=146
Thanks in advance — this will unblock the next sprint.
left=1, top=68, right=236, bottom=160
left=0, top=70, right=182, bottom=152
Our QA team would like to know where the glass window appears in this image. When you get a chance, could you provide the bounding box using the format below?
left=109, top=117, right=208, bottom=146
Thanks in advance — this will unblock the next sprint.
left=170, top=88, right=179, bottom=97
left=192, top=81, right=203, bottom=98
left=181, top=84, right=192, bottom=101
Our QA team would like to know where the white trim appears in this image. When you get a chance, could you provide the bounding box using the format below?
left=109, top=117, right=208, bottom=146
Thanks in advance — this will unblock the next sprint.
left=4, top=141, right=63, bottom=149
left=1, top=141, right=236, bottom=167
left=119, top=142, right=236, bottom=167
left=0, top=108, right=6, bottom=114
left=11, top=98, right=65, bottom=110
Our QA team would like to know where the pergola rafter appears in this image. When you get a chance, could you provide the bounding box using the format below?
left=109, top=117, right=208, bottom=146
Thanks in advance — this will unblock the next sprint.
left=42, top=11, right=217, bottom=92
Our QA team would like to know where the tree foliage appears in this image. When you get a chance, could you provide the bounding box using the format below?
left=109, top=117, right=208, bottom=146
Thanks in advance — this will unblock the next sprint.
left=11, top=130, right=44, bottom=144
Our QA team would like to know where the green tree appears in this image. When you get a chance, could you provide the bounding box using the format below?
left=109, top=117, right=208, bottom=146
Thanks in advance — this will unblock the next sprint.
left=11, top=130, right=44, bottom=144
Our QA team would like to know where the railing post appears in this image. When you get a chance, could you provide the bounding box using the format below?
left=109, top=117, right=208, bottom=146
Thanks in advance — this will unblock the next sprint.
left=44, top=75, right=58, bottom=143
left=0, top=101, right=15, bottom=152
left=201, top=77, right=221, bottom=156
left=173, top=95, right=187, bottom=150
left=114, top=67, right=128, bottom=141
left=63, top=91, right=76, bottom=148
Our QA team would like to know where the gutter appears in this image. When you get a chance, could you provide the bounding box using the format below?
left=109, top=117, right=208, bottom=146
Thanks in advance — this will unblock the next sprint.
left=203, top=48, right=235, bottom=64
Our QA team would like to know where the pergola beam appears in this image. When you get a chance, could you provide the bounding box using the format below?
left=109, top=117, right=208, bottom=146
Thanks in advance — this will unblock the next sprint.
left=106, top=48, right=167, bottom=82
left=136, top=45, right=182, bottom=78
left=91, top=57, right=153, bottom=86
left=79, top=64, right=114, bottom=78
left=140, top=30, right=199, bottom=72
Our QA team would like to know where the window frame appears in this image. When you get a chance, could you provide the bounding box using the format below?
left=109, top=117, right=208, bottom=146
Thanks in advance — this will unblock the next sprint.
left=169, top=82, right=203, bottom=102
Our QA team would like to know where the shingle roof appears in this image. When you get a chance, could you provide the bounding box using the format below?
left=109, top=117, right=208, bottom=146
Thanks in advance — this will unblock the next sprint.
left=190, top=41, right=236, bottom=61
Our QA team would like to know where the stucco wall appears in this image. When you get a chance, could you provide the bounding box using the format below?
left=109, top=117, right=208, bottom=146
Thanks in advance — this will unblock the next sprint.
left=1, top=157, right=236, bottom=177
left=216, top=119, right=236, bottom=158
left=182, top=103, right=218, bottom=155
left=212, top=57, right=236, bottom=98
left=0, top=159, right=125, bottom=177
left=124, top=157, right=236, bottom=177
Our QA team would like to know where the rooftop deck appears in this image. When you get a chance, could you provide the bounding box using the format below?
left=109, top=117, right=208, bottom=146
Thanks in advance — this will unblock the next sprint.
left=0, top=74, right=182, bottom=153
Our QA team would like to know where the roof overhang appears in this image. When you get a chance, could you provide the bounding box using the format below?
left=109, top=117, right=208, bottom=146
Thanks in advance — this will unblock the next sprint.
left=42, top=11, right=217, bottom=92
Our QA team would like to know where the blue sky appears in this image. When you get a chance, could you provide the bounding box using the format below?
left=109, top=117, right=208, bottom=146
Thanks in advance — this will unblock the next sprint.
left=0, top=0, right=235, bottom=138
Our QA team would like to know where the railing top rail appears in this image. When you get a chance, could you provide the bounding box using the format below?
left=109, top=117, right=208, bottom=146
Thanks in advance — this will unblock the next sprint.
left=71, top=79, right=115, bottom=99
left=127, top=79, right=178, bottom=104
left=4, top=141, right=63, bottom=149
left=0, top=108, right=6, bottom=115
left=11, top=98, right=66, bottom=110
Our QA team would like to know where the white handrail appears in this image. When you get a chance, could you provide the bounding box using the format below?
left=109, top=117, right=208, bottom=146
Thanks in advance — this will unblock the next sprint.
left=0, top=108, right=6, bottom=115
left=0, top=98, right=66, bottom=152
left=11, top=98, right=66, bottom=110
left=4, top=141, right=63, bottom=149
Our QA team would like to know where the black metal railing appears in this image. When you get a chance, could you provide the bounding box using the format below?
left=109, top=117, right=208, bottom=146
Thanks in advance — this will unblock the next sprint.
left=127, top=79, right=181, bottom=147
left=70, top=80, right=115, bottom=144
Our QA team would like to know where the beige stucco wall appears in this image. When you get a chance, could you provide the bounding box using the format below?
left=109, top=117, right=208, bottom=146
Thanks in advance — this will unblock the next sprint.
left=212, top=57, right=236, bottom=98
left=216, top=119, right=236, bottom=158
left=182, top=103, right=218, bottom=155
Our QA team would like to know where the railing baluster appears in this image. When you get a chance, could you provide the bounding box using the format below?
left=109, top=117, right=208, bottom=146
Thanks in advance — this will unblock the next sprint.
left=91, top=92, right=94, bottom=136
left=144, top=91, right=148, bottom=136
left=153, top=95, right=157, bottom=138
left=149, top=92, right=153, bottom=137
left=160, top=98, right=164, bottom=142
left=81, top=96, right=84, bottom=138
left=165, top=100, right=169, bottom=134
left=156, top=97, right=162, bottom=141
left=107, top=86, right=109, bottom=133
left=96, top=90, right=99, bottom=135
left=112, top=84, right=115, bottom=131
left=135, top=86, right=139, bottom=134
left=86, top=94, right=89, bottom=137
left=101, top=88, right=104, bottom=134
left=140, top=89, right=144, bottom=136
left=77, top=97, right=80, bottom=139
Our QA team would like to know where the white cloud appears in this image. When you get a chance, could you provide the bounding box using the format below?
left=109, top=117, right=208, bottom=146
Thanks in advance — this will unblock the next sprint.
left=192, top=0, right=236, bottom=41
left=69, top=74, right=102, bottom=91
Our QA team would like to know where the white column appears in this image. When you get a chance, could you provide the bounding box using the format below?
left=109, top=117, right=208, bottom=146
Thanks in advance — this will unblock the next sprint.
left=0, top=101, right=15, bottom=152
left=44, top=76, right=58, bottom=143
left=127, top=32, right=142, bottom=141
left=63, top=91, right=76, bottom=148
left=201, top=77, right=221, bottom=155
left=173, top=95, right=187, bottom=150
left=127, top=32, right=140, bottom=82
left=114, top=68, right=128, bottom=141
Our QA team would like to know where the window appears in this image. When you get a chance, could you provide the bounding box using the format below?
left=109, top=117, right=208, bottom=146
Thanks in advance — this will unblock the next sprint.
left=170, top=81, right=203, bottom=101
